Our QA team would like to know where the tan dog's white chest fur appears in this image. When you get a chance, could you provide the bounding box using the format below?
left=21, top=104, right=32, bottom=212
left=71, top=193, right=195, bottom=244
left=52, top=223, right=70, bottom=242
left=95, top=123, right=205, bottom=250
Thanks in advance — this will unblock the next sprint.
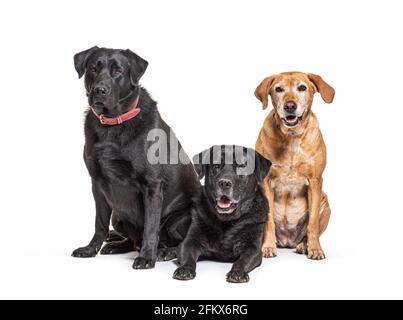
left=254, top=71, right=334, bottom=260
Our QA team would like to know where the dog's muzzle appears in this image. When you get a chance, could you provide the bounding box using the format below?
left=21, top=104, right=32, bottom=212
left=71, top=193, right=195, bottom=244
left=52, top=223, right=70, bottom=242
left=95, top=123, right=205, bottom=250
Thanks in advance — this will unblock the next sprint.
left=282, top=113, right=304, bottom=127
left=215, top=194, right=238, bottom=214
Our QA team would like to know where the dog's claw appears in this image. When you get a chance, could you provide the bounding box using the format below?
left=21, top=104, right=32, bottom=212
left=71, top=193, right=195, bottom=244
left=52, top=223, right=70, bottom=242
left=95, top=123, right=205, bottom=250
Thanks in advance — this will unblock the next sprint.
left=173, top=267, right=196, bottom=280
left=132, top=257, right=155, bottom=269
left=226, top=270, right=249, bottom=283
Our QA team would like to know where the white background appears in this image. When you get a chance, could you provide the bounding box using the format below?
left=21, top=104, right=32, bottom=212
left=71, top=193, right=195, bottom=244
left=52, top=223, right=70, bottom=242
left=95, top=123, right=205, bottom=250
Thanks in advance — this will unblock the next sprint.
left=0, top=0, right=402, bottom=299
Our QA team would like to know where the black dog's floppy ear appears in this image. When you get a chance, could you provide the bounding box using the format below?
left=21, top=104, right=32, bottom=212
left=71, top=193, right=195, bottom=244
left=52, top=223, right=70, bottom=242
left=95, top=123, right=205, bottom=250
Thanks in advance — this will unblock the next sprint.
left=124, top=49, right=149, bottom=85
left=254, top=151, right=272, bottom=183
left=192, top=148, right=212, bottom=180
left=74, top=46, right=99, bottom=78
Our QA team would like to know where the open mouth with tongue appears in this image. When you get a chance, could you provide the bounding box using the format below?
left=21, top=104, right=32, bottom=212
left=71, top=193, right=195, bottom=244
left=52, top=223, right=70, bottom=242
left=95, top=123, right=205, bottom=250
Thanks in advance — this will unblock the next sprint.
left=281, top=114, right=304, bottom=127
left=216, top=195, right=238, bottom=214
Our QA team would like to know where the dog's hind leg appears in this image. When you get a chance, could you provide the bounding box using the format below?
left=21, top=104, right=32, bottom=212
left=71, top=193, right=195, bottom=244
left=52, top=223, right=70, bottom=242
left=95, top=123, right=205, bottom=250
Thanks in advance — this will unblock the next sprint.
left=101, top=238, right=135, bottom=255
left=160, top=209, right=191, bottom=245
left=101, top=212, right=140, bottom=254
left=157, top=210, right=191, bottom=262
left=295, top=238, right=308, bottom=255
left=105, top=229, right=126, bottom=243
left=319, top=192, right=331, bottom=236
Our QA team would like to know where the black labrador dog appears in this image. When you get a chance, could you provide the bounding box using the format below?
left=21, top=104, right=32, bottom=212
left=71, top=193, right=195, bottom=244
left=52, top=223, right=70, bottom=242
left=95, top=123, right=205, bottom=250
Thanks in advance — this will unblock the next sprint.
left=173, top=145, right=271, bottom=283
left=71, top=46, right=200, bottom=269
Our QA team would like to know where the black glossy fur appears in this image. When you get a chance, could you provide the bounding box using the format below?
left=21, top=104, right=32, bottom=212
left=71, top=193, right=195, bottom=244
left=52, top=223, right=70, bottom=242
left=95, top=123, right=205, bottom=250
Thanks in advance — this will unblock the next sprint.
left=71, top=46, right=200, bottom=269
left=173, top=145, right=271, bottom=283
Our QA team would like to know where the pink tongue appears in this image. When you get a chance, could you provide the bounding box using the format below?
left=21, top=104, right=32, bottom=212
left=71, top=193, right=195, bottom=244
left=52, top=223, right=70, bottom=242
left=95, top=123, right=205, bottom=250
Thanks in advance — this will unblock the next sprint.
left=217, top=200, right=232, bottom=209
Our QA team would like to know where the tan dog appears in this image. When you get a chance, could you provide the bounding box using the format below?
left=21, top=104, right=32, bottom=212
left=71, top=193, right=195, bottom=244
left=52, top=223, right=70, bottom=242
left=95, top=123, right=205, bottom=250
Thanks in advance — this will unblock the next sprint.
left=254, top=72, right=335, bottom=260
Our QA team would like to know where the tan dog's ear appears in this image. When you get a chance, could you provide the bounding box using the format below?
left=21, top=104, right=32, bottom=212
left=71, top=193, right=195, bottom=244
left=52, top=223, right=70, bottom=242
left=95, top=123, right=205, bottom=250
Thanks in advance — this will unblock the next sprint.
left=254, top=76, right=275, bottom=110
left=307, top=73, right=335, bottom=103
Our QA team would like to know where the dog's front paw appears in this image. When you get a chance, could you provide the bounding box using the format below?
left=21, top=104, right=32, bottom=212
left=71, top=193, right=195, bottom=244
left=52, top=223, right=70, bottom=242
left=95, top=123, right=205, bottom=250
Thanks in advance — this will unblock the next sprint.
left=132, top=257, right=155, bottom=269
left=226, top=270, right=249, bottom=283
left=307, top=246, right=326, bottom=260
left=173, top=266, right=196, bottom=280
left=72, top=246, right=97, bottom=258
left=262, top=246, right=277, bottom=258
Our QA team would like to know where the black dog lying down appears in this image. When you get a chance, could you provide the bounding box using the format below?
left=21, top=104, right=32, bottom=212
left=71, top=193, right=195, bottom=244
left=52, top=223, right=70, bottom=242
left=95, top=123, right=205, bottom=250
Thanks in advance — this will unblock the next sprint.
left=173, top=145, right=271, bottom=283
left=71, top=46, right=200, bottom=269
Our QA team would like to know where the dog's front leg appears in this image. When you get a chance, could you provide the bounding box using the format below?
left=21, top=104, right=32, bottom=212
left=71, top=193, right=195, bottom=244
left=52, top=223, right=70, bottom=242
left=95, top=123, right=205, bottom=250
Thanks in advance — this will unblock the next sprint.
left=173, top=238, right=201, bottom=281
left=227, top=246, right=262, bottom=283
left=307, top=177, right=325, bottom=260
left=261, top=178, right=277, bottom=257
left=132, top=182, right=163, bottom=269
left=72, top=182, right=112, bottom=258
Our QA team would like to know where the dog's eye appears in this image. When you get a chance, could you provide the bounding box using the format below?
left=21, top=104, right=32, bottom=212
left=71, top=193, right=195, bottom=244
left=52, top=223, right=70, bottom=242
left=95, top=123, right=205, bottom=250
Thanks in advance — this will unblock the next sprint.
left=275, top=87, right=284, bottom=93
left=89, top=66, right=97, bottom=74
left=112, top=68, right=122, bottom=77
left=297, top=85, right=307, bottom=92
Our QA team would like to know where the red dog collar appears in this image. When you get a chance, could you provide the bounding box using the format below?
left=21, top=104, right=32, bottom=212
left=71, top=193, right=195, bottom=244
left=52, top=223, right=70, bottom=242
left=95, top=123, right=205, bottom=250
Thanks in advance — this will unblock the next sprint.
left=91, top=96, right=140, bottom=125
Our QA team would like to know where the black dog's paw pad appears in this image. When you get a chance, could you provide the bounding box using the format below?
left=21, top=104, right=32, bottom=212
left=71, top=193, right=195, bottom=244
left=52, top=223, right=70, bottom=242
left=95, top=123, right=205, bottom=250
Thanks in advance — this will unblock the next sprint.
left=226, top=270, right=249, bottom=283
left=71, top=246, right=97, bottom=258
left=157, top=248, right=177, bottom=261
left=173, top=267, right=196, bottom=280
left=132, top=257, right=155, bottom=269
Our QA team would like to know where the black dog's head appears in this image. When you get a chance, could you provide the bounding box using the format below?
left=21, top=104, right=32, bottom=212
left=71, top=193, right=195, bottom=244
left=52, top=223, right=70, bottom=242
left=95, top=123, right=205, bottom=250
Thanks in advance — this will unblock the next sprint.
left=74, top=46, right=148, bottom=116
left=193, top=145, right=271, bottom=220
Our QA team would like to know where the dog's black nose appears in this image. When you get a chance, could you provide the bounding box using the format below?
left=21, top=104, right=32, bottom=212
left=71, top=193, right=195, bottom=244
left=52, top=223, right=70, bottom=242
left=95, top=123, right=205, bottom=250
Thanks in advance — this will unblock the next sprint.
left=284, top=101, right=297, bottom=112
left=94, top=86, right=108, bottom=96
left=218, top=179, right=232, bottom=189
